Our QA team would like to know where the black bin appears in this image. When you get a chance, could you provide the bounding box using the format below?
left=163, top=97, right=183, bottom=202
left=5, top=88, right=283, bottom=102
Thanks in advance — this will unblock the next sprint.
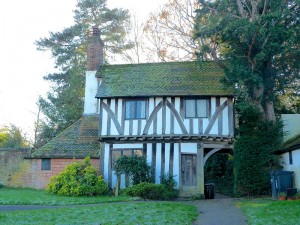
left=270, top=170, right=294, bottom=198
left=204, top=183, right=215, bottom=199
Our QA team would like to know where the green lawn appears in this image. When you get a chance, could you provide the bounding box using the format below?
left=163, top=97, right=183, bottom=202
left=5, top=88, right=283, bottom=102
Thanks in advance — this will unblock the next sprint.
left=0, top=188, right=197, bottom=225
left=0, top=202, right=197, bottom=225
left=239, top=199, right=300, bottom=225
left=0, top=188, right=137, bottom=205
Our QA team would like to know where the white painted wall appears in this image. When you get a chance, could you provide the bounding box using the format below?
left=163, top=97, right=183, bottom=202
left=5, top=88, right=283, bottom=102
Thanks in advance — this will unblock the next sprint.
left=83, top=71, right=99, bottom=115
left=100, top=97, right=233, bottom=136
left=282, top=114, right=300, bottom=141
left=280, top=149, right=300, bottom=191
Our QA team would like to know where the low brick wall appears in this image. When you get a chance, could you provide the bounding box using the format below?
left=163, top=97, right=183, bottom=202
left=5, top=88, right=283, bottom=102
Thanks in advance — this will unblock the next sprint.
left=12, top=158, right=100, bottom=189
left=0, top=148, right=100, bottom=189
left=0, top=148, right=30, bottom=186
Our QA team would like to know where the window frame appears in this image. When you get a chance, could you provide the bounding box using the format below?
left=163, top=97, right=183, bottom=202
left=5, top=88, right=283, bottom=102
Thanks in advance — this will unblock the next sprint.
left=41, top=158, right=51, bottom=171
left=184, top=98, right=210, bottom=119
left=124, top=99, right=147, bottom=120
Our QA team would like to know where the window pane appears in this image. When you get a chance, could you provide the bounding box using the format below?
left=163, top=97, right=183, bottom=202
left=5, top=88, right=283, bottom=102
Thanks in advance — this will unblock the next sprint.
left=196, top=100, right=207, bottom=117
left=112, top=151, right=122, bottom=169
left=41, top=159, right=51, bottom=170
left=123, top=150, right=132, bottom=157
left=136, top=101, right=146, bottom=119
left=125, top=101, right=135, bottom=119
left=185, top=100, right=195, bottom=117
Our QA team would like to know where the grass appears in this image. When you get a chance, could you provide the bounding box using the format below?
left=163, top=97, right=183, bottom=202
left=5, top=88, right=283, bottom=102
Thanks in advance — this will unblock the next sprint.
left=239, top=198, right=300, bottom=225
left=0, top=202, right=197, bottom=225
left=0, top=188, right=197, bottom=225
left=0, top=188, right=138, bottom=205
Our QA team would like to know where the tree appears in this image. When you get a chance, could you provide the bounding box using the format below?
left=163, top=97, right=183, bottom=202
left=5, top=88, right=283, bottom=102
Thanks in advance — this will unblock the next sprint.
left=35, top=0, right=132, bottom=141
left=0, top=125, right=30, bottom=148
left=143, top=0, right=202, bottom=61
left=194, top=0, right=299, bottom=196
left=194, top=0, right=300, bottom=121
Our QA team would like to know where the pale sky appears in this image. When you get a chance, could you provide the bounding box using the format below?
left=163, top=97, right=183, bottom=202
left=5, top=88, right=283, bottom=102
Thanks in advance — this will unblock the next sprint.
left=0, top=0, right=167, bottom=142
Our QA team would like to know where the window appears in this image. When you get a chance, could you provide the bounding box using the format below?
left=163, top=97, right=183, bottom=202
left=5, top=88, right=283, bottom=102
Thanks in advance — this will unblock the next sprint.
left=111, top=149, right=143, bottom=169
left=185, top=99, right=209, bottom=118
left=41, top=159, right=51, bottom=170
left=125, top=100, right=146, bottom=119
left=289, top=151, right=293, bottom=165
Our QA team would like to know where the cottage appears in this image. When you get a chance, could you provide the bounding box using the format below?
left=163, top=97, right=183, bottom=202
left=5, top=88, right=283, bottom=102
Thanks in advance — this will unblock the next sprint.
left=28, top=27, right=234, bottom=195
left=275, top=114, right=300, bottom=191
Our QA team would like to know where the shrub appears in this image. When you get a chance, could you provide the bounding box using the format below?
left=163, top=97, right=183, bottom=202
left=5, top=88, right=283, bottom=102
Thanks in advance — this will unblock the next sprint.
left=114, top=155, right=153, bottom=186
left=124, top=174, right=179, bottom=200
left=234, top=105, right=282, bottom=196
left=46, top=157, right=108, bottom=196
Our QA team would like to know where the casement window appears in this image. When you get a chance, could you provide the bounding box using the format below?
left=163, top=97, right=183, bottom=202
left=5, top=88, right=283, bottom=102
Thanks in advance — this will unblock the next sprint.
left=41, top=159, right=51, bottom=170
left=125, top=100, right=146, bottom=119
left=111, top=149, right=143, bottom=169
left=185, top=99, right=209, bottom=118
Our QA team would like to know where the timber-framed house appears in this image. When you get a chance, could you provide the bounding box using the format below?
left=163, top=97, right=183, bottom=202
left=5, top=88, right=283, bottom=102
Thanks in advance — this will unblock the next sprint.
left=83, top=27, right=235, bottom=195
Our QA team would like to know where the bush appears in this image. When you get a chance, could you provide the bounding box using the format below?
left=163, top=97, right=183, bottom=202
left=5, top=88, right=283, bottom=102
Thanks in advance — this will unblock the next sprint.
left=114, top=155, right=153, bottom=186
left=46, top=157, right=108, bottom=196
left=124, top=174, right=179, bottom=200
left=234, top=105, right=282, bottom=196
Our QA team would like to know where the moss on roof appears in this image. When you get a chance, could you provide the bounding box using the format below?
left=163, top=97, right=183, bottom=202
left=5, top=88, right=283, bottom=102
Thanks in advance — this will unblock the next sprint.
left=96, top=61, right=234, bottom=98
left=31, top=116, right=99, bottom=159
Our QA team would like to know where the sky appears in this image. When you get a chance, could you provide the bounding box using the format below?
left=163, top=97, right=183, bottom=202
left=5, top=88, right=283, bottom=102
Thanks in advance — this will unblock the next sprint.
left=0, top=0, right=167, bottom=142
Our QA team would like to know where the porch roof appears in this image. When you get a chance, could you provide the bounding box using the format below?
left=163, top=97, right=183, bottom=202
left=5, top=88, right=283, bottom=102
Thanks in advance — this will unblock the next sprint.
left=30, top=116, right=100, bottom=159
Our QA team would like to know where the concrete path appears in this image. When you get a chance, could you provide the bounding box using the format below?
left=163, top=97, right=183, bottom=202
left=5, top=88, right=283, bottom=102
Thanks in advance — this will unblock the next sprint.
left=193, top=194, right=248, bottom=225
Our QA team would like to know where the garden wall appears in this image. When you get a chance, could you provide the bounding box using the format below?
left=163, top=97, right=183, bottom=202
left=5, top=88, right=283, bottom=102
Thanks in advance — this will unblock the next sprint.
left=0, top=148, right=30, bottom=186
left=0, top=148, right=100, bottom=189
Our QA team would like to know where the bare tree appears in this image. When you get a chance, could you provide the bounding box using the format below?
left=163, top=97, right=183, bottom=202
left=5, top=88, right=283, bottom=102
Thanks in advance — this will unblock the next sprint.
left=143, top=0, right=202, bottom=61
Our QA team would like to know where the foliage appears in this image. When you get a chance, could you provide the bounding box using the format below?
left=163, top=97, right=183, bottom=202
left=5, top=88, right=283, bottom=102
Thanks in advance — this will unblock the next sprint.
left=233, top=105, right=283, bottom=196
left=46, top=157, right=108, bottom=196
left=0, top=202, right=197, bottom=225
left=0, top=188, right=135, bottom=205
left=124, top=173, right=179, bottom=200
left=0, top=124, right=30, bottom=148
left=195, top=0, right=300, bottom=121
left=240, top=199, right=300, bottom=225
left=194, top=0, right=298, bottom=196
left=114, top=155, right=153, bottom=186
left=35, top=0, right=132, bottom=143
left=205, top=153, right=234, bottom=196
left=124, top=182, right=179, bottom=200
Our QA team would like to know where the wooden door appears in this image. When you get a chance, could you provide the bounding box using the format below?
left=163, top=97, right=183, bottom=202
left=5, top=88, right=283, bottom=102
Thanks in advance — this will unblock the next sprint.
left=181, top=154, right=197, bottom=186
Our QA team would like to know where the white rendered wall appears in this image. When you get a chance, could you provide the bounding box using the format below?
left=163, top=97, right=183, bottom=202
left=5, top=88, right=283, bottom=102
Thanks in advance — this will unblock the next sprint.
left=83, top=71, right=99, bottom=115
left=282, top=114, right=300, bottom=141
left=100, top=97, right=233, bottom=137
left=280, top=149, right=300, bottom=191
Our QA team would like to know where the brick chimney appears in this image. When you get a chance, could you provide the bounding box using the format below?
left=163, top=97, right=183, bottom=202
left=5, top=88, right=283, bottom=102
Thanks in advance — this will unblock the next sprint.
left=87, top=25, right=103, bottom=71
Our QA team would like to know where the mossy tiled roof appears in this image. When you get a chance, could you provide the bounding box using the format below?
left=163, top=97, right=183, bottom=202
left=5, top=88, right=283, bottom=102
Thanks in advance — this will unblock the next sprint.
left=96, top=61, right=234, bottom=98
left=31, top=116, right=100, bottom=159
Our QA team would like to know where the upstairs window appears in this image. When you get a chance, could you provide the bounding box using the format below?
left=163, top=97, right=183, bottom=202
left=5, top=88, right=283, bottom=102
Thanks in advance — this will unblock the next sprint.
left=125, top=100, right=146, bottom=119
left=185, top=99, right=209, bottom=118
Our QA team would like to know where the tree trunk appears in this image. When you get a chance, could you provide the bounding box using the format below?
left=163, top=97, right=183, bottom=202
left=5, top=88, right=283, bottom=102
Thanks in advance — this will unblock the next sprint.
left=264, top=101, right=276, bottom=122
